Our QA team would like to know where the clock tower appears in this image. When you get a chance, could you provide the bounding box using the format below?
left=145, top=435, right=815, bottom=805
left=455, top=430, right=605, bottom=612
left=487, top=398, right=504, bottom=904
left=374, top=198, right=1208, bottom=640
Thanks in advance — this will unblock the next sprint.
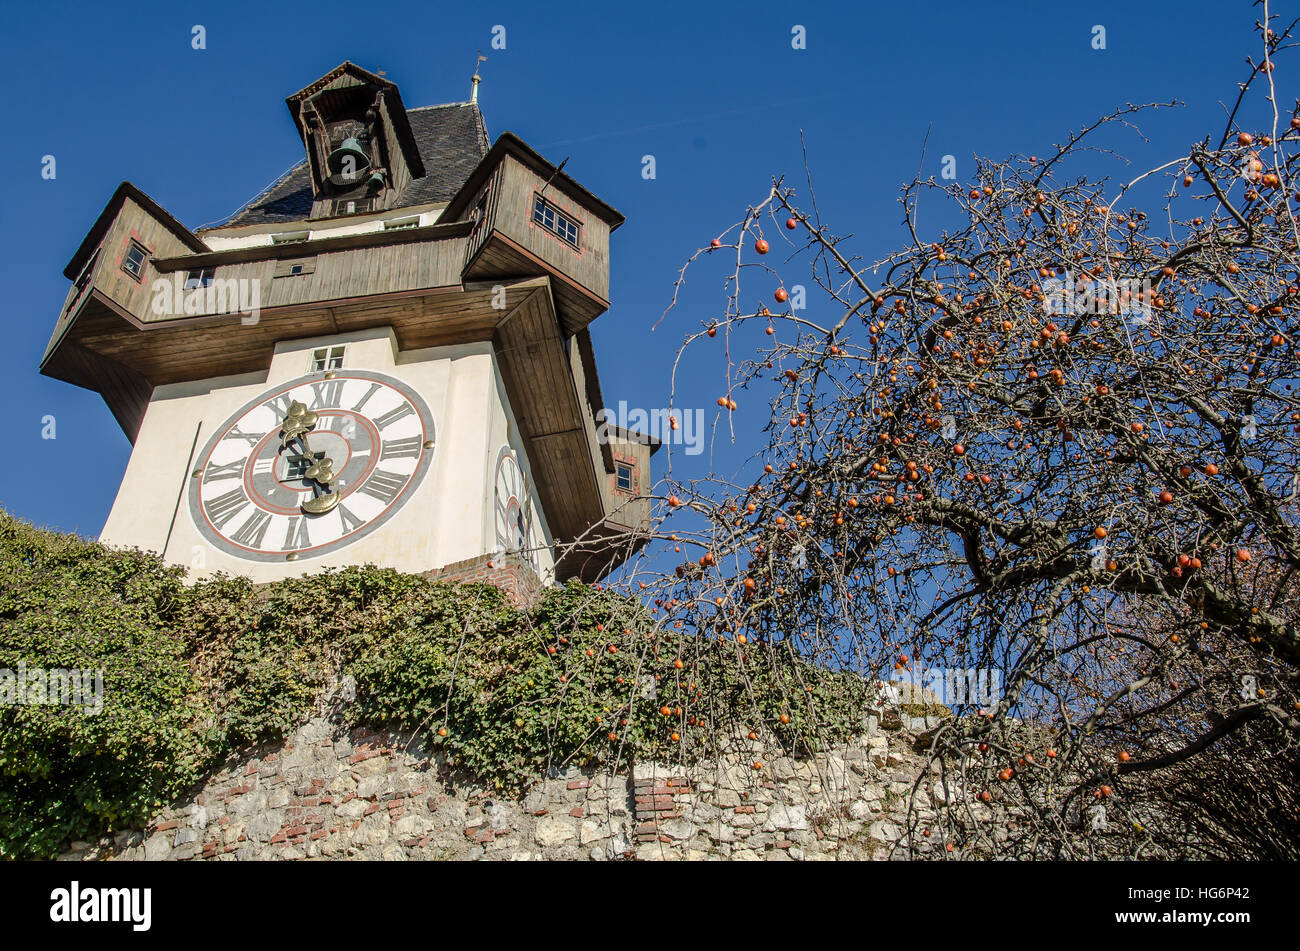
left=42, top=62, right=655, bottom=597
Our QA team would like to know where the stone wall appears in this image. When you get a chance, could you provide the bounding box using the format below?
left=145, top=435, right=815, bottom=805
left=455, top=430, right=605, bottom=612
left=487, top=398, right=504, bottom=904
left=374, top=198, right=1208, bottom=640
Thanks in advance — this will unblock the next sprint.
left=59, top=710, right=988, bottom=862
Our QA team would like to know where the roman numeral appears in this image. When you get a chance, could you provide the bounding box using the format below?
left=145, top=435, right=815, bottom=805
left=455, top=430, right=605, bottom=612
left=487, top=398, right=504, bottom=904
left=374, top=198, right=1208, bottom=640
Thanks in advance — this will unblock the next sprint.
left=222, top=426, right=264, bottom=447
left=351, top=383, right=381, bottom=413
left=203, top=457, right=247, bottom=483
left=203, top=487, right=250, bottom=530
left=253, top=457, right=275, bottom=476
left=373, top=403, right=414, bottom=431
left=337, top=503, right=365, bottom=534
left=283, top=517, right=310, bottom=551
left=359, top=469, right=407, bottom=505
left=309, top=380, right=344, bottom=410
left=230, top=509, right=272, bottom=548
left=265, top=394, right=296, bottom=417
left=380, top=436, right=423, bottom=461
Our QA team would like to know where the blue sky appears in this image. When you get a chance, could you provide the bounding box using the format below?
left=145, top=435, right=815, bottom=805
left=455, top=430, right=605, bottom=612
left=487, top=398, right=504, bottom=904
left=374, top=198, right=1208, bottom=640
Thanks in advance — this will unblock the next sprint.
left=0, top=0, right=1271, bottom=537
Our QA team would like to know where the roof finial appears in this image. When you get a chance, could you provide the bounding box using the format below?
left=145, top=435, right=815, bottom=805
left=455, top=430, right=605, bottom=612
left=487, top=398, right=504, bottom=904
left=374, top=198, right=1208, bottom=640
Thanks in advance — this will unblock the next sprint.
left=471, top=51, right=487, bottom=103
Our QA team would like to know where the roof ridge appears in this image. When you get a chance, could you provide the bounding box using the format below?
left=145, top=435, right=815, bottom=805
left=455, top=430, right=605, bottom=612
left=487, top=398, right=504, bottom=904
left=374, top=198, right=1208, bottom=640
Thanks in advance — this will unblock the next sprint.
left=408, top=101, right=477, bottom=112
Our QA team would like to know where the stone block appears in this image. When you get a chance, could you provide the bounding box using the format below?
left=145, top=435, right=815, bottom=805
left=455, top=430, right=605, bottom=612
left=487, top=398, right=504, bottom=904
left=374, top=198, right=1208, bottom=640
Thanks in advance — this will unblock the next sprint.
left=534, top=814, right=577, bottom=847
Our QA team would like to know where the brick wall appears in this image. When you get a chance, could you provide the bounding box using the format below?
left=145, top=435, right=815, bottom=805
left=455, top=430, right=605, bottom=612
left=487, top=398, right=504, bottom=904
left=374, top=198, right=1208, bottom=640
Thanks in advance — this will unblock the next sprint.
left=425, top=551, right=544, bottom=609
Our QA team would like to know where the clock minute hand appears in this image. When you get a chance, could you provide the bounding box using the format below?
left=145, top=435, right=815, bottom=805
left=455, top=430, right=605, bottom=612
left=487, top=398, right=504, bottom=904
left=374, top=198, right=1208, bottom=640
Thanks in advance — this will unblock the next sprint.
left=280, top=400, right=318, bottom=447
left=278, top=401, right=341, bottom=515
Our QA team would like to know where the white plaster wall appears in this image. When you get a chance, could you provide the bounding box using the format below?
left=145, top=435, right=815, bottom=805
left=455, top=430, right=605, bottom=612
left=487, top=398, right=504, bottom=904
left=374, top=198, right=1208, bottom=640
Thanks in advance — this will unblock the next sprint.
left=99, top=324, right=548, bottom=584
left=201, top=207, right=445, bottom=252
left=487, top=358, right=556, bottom=582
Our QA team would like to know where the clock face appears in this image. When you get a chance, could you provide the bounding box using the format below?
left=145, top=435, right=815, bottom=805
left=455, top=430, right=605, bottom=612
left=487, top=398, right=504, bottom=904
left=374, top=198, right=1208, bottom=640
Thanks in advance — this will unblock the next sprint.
left=494, top=446, right=537, bottom=567
left=188, top=370, right=435, bottom=562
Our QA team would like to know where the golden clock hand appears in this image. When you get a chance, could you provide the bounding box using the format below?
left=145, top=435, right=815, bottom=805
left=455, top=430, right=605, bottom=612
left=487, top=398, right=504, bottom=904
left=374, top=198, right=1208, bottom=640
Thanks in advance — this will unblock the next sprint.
left=277, top=400, right=342, bottom=514
left=305, top=457, right=336, bottom=484
left=280, top=401, right=319, bottom=446
left=302, top=485, right=341, bottom=514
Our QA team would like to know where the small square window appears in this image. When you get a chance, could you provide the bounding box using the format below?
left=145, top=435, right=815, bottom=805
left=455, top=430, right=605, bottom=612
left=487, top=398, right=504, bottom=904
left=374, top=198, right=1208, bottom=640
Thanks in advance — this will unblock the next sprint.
left=532, top=195, right=580, bottom=248
left=121, top=241, right=148, bottom=281
left=289, top=264, right=304, bottom=276
left=615, top=463, right=634, bottom=492
left=333, top=198, right=373, bottom=216
left=184, top=268, right=215, bottom=290
left=285, top=453, right=321, bottom=480
left=311, top=346, right=345, bottom=372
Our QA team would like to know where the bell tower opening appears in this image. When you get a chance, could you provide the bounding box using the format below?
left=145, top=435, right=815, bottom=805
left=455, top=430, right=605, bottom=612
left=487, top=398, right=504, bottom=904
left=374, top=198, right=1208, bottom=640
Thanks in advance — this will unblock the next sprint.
left=287, top=62, right=427, bottom=220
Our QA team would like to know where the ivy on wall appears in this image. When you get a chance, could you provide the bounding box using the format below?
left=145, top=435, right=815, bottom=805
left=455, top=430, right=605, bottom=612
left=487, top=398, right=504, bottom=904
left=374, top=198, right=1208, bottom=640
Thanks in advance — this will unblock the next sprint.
left=0, top=511, right=867, bottom=859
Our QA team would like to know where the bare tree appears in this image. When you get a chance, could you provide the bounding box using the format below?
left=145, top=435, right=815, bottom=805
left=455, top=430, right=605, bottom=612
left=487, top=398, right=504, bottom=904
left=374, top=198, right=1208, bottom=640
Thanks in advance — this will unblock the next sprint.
left=601, top=9, right=1300, bottom=858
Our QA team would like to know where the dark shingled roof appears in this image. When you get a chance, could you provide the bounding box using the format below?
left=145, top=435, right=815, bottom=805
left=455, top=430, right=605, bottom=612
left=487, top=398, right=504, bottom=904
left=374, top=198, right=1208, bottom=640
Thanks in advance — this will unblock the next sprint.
left=210, top=101, right=490, bottom=229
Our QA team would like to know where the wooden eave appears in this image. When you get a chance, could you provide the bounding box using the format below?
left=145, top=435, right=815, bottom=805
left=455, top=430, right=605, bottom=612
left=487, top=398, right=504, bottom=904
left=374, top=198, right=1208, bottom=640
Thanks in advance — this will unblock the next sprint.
left=554, top=524, right=650, bottom=584
left=490, top=281, right=607, bottom=548
left=464, top=230, right=609, bottom=337
left=41, top=281, right=527, bottom=393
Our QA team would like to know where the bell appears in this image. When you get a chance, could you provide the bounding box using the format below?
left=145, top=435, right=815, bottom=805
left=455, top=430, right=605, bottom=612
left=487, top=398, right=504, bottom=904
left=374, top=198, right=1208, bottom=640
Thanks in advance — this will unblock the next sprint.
left=367, top=169, right=386, bottom=190
left=327, top=137, right=370, bottom=180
